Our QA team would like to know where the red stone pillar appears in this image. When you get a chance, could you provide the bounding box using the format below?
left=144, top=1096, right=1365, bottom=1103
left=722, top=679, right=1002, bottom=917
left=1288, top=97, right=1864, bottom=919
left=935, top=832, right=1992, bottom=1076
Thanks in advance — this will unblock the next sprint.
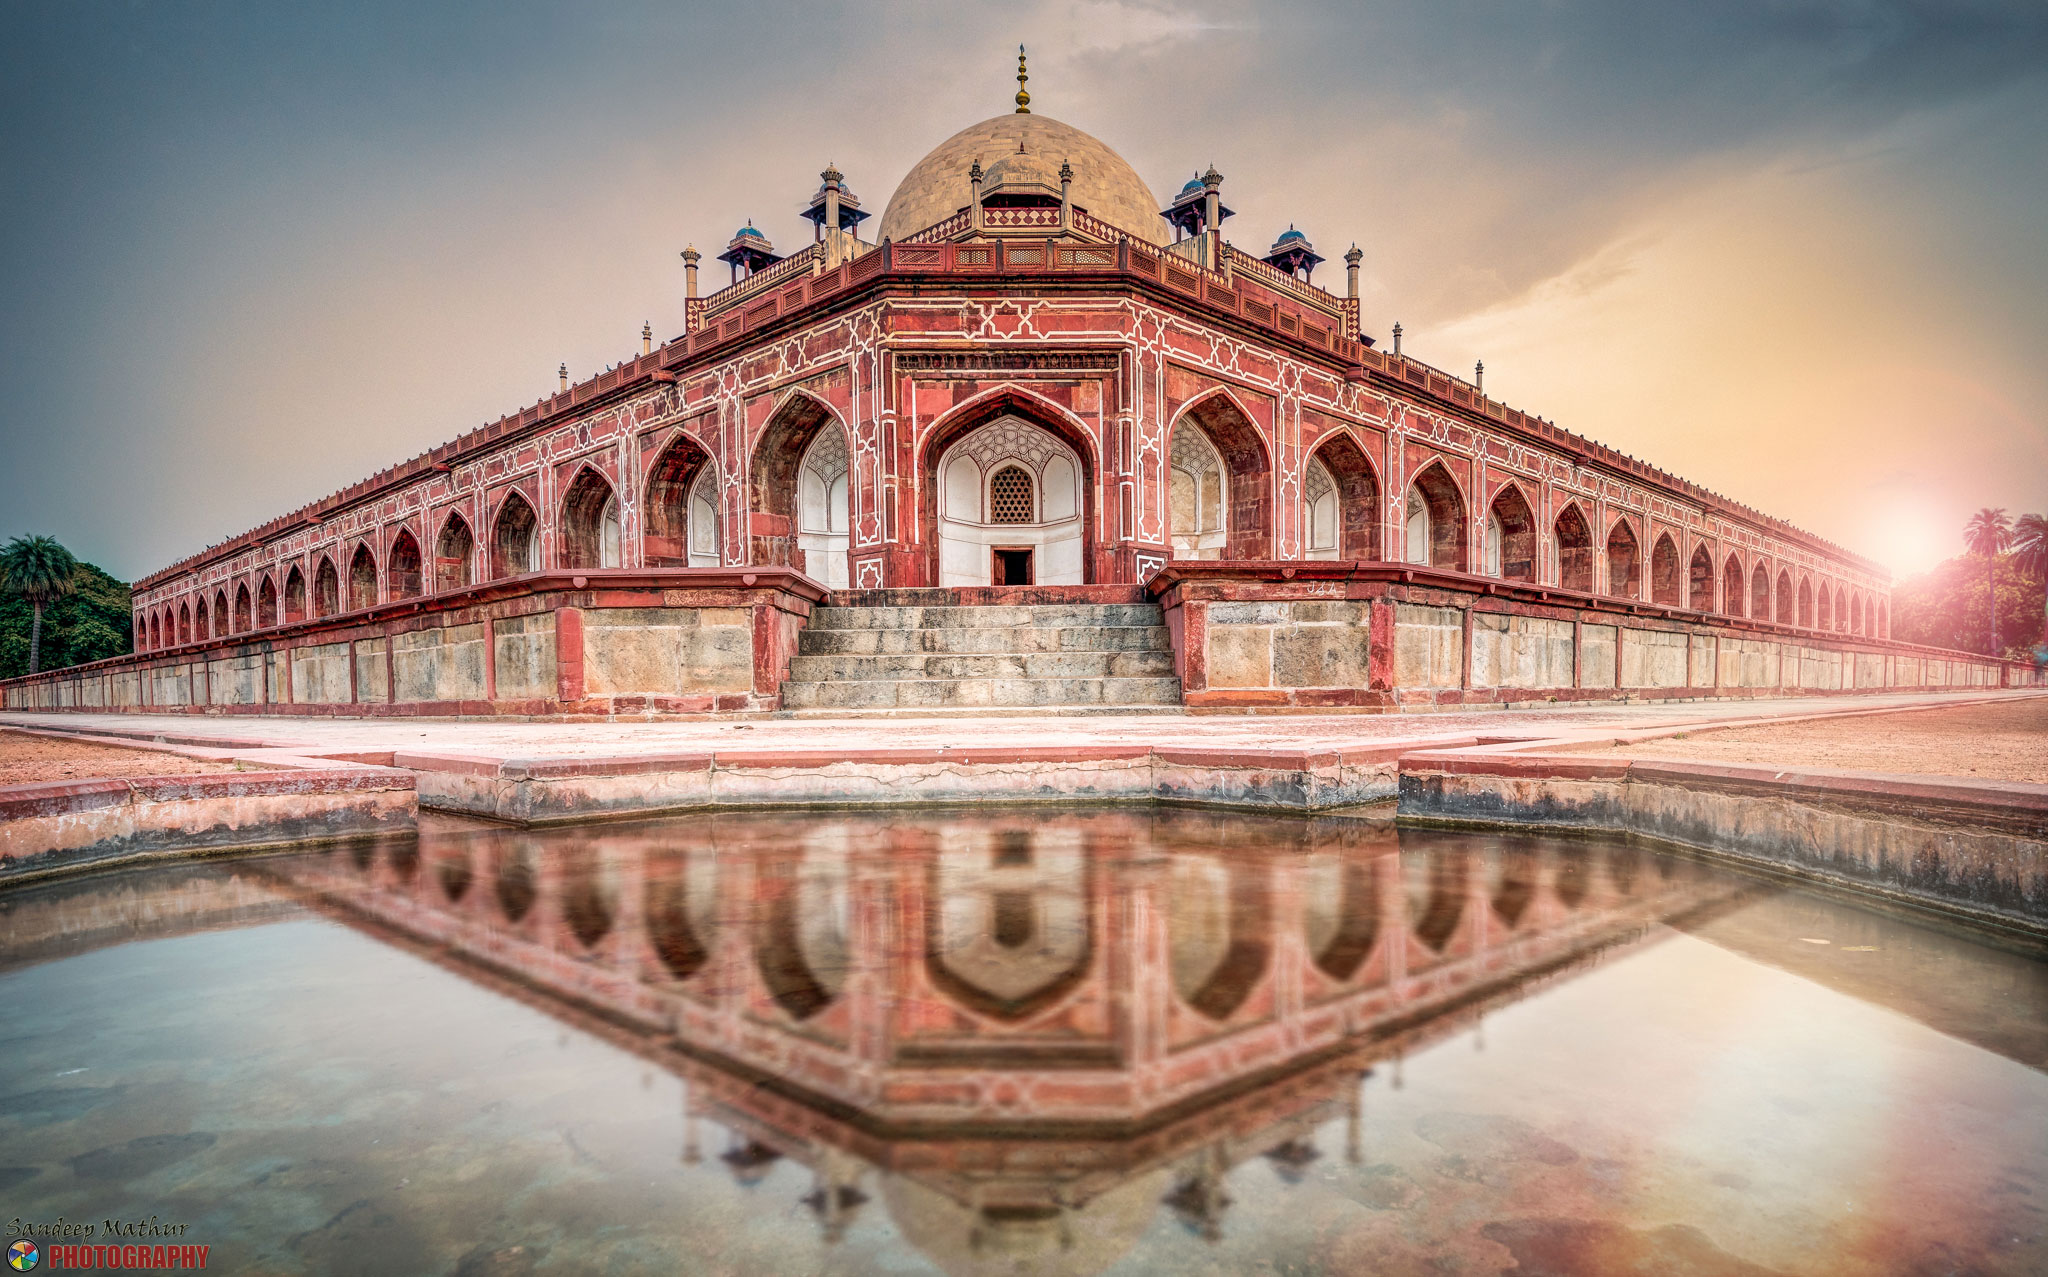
left=555, top=606, right=585, bottom=705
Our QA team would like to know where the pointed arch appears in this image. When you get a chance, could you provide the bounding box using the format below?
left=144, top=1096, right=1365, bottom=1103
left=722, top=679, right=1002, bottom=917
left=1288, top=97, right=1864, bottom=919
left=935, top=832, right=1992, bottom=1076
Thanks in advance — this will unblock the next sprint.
left=1306, top=430, right=1381, bottom=559
left=1554, top=502, right=1594, bottom=592
left=748, top=388, right=846, bottom=569
left=194, top=595, right=211, bottom=641
left=1722, top=554, right=1745, bottom=618
left=234, top=582, right=253, bottom=633
left=1688, top=544, right=1714, bottom=611
left=1776, top=569, right=1795, bottom=624
left=643, top=428, right=717, bottom=567
left=313, top=556, right=341, bottom=618
left=920, top=384, right=1102, bottom=585
left=146, top=612, right=161, bottom=650
left=1797, top=575, right=1814, bottom=628
left=387, top=528, right=423, bottom=600
left=261, top=574, right=282, bottom=627
left=347, top=543, right=377, bottom=611
left=1851, top=591, right=1864, bottom=635
left=1817, top=582, right=1833, bottom=631
left=558, top=466, right=621, bottom=569
left=176, top=601, right=192, bottom=645
left=434, top=511, right=474, bottom=592
left=1649, top=531, right=1681, bottom=605
left=1752, top=562, right=1771, bottom=620
left=1171, top=387, right=1273, bottom=559
left=490, top=490, right=541, bottom=579
left=1484, top=480, right=1537, bottom=582
left=1606, top=518, right=1641, bottom=599
left=1404, top=459, right=1468, bottom=572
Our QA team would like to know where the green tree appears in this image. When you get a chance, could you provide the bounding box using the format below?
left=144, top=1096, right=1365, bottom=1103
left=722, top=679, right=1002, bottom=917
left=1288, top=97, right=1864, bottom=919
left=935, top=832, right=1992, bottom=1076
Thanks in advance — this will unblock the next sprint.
left=2015, top=512, right=2048, bottom=647
left=0, top=535, right=80, bottom=674
left=1962, top=508, right=2012, bottom=655
left=0, top=555, right=131, bottom=680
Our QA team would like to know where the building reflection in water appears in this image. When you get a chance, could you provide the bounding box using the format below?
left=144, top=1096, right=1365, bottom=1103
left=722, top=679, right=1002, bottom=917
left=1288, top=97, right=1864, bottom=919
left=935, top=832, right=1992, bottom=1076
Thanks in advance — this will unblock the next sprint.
left=248, top=809, right=1750, bottom=1274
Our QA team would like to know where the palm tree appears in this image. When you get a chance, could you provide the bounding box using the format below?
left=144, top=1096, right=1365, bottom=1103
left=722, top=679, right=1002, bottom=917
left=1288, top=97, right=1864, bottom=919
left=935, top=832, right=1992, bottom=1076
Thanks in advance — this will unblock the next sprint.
left=2013, top=512, right=2048, bottom=647
left=1963, top=508, right=2011, bottom=655
left=0, top=535, right=79, bottom=674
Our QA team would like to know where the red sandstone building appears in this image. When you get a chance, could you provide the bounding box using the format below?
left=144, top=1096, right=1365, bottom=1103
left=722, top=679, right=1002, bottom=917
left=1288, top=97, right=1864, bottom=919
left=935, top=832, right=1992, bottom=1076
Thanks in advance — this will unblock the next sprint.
left=6, top=81, right=2035, bottom=714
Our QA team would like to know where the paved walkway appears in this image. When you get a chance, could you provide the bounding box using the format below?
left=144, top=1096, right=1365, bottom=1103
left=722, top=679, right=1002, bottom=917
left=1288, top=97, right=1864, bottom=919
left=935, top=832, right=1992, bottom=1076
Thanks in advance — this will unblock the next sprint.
left=4, top=691, right=2038, bottom=768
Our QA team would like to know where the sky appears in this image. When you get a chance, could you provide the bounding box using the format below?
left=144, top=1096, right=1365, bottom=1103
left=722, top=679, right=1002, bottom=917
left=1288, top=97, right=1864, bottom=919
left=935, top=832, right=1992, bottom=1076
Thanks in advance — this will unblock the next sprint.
left=3, top=0, right=2044, bottom=582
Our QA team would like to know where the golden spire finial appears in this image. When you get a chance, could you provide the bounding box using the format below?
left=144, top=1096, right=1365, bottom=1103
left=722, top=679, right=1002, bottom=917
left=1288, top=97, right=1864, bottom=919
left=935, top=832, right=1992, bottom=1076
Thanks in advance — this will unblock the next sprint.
left=1015, top=44, right=1030, bottom=113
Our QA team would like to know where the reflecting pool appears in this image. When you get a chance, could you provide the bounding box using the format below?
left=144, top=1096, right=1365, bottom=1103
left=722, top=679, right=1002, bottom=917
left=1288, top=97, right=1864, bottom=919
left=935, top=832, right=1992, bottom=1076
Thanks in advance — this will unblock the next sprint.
left=2, top=808, right=2045, bottom=1274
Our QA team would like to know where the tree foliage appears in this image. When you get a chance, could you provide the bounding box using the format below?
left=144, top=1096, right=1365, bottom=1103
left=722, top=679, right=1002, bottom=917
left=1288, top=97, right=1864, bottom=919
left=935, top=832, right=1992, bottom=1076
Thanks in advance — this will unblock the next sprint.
left=0, top=556, right=133, bottom=678
left=1892, top=542, right=2047, bottom=658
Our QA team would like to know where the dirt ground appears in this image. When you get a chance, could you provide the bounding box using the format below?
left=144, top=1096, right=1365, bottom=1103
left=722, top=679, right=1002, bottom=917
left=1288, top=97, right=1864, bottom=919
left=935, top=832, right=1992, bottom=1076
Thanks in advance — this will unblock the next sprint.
left=0, top=729, right=242, bottom=786
left=1585, top=696, right=2048, bottom=784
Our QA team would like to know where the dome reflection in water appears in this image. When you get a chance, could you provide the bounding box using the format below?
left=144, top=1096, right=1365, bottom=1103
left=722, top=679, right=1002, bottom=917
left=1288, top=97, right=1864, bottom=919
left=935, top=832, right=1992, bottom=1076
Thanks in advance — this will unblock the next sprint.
left=2, top=807, right=2045, bottom=1275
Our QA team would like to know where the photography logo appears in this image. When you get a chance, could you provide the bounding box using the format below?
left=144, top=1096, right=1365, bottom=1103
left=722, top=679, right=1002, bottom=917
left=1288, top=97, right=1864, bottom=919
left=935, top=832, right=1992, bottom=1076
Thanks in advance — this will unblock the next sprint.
left=6, top=1240, right=36, bottom=1272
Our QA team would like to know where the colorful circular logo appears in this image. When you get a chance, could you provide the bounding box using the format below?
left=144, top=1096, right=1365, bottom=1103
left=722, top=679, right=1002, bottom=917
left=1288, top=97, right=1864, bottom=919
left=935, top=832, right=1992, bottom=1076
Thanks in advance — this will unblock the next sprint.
left=7, top=1240, right=38, bottom=1272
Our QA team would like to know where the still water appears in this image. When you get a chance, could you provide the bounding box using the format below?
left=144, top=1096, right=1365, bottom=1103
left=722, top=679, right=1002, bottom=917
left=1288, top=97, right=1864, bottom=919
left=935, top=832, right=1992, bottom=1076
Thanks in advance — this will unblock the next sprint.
left=2, top=808, right=2044, bottom=1275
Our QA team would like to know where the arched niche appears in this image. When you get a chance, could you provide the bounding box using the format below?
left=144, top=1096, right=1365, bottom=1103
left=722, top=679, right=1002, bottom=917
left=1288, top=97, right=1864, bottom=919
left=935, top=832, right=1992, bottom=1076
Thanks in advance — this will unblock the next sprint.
left=925, top=827, right=1092, bottom=1022
left=1301, top=455, right=1342, bottom=560
left=1404, top=843, right=1469, bottom=955
left=936, top=415, right=1085, bottom=586
left=1752, top=563, right=1772, bottom=619
left=1487, top=844, right=1540, bottom=930
left=435, top=513, right=474, bottom=592
left=749, top=391, right=841, bottom=569
left=644, top=431, right=720, bottom=568
left=796, top=425, right=850, bottom=589
left=1722, top=554, right=1744, bottom=617
left=261, top=574, right=282, bottom=627
left=212, top=590, right=229, bottom=637
left=1650, top=533, right=1681, bottom=605
left=1168, top=423, right=1228, bottom=560
left=1606, top=519, right=1641, bottom=599
left=312, top=557, right=340, bottom=618
left=1306, top=433, right=1381, bottom=559
left=194, top=596, right=210, bottom=641
left=1173, top=393, right=1273, bottom=558
left=644, top=845, right=720, bottom=984
left=388, top=530, right=423, bottom=600
left=1776, top=569, right=1795, bottom=624
left=1404, top=461, right=1467, bottom=572
left=1300, top=851, right=1380, bottom=982
left=491, top=491, right=540, bottom=579
left=234, top=583, right=253, bottom=633
left=1554, top=504, right=1594, bottom=592
left=1851, top=592, right=1864, bottom=635
left=177, top=601, right=192, bottom=645
left=348, top=544, right=377, bottom=611
left=1484, top=483, right=1536, bottom=582
left=1818, top=584, right=1834, bottom=631
left=754, top=838, right=852, bottom=1021
left=559, top=467, right=621, bottom=570
left=1688, top=544, right=1714, bottom=611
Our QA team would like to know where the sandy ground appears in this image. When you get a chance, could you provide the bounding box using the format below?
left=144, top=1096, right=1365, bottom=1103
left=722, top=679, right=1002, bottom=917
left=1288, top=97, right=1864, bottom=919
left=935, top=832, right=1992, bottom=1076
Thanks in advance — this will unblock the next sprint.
left=0, top=729, right=242, bottom=786
left=1586, top=696, right=2048, bottom=783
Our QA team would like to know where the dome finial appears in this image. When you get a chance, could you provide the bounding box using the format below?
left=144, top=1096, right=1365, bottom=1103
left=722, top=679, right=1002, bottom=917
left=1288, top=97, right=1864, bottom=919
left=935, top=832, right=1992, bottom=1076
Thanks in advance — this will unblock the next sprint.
left=1015, top=44, right=1030, bottom=113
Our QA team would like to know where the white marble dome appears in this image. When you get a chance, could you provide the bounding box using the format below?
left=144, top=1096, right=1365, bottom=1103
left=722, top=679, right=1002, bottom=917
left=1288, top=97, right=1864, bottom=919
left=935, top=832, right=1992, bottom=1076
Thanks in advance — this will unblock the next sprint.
left=876, top=113, right=1168, bottom=247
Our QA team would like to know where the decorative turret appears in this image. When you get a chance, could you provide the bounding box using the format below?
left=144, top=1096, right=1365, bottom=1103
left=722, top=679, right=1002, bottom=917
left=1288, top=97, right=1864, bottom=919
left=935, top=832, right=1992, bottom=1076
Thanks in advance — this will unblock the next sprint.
left=1344, top=243, right=1362, bottom=298
left=1015, top=45, right=1030, bottom=113
left=716, top=221, right=780, bottom=283
left=1058, top=157, right=1073, bottom=232
left=802, top=164, right=870, bottom=239
left=1262, top=225, right=1324, bottom=282
left=968, top=157, right=985, bottom=233
left=1162, top=167, right=1233, bottom=242
left=681, top=244, right=701, bottom=300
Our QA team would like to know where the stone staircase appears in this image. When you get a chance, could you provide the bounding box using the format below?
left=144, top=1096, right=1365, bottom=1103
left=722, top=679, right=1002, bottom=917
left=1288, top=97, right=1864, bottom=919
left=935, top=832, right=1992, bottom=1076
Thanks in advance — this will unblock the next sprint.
left=779, top=594, right=1183, bottom=713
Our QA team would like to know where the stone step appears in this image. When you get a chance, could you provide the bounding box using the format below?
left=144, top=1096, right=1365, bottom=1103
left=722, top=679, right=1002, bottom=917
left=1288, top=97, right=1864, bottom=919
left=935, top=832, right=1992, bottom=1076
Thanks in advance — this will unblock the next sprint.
left=798, top=624, right=1170, bottom=656
left=786, top=650, right=1177, bottom=682
left=807, top=603, right=1165, bottom=631
left=775, top=704, right=1185, bottom=719
left=779, top=675, right=1184, bottom=710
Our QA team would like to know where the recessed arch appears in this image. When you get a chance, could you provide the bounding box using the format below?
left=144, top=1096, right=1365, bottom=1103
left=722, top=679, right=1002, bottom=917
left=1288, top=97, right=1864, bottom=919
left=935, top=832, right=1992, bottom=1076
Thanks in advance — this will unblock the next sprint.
left=1167, top=418, right=1229, bottom=560
left=313, top=556, right=341, bottom=618
left=925, top=831, right=1094, bottom=1023
left=1554, top=502, right=1594, bottom=592
left=1306, top=431, right=1381, bottom=560
left=1688, top=544, right=1714, bottom=611
left=1484, top=481, right=1537, bottom=582
left=434, top=512, right=474, bottom=592
left=1851, top=592, right=1864, bottom=635
left=1649, top=531, right=1681, bottom=605
left=261, top=574, right=282, bottom=627
left=558, top=466, right=621, bottom=570
left=234, top=582, right=253, bottom=633
left=347, top=543, right=377, bottom=611
left=1817, top=582, right=1833, bottom=631
left=1723, top=554, right=1745, bottom=618
left=1606, top=518, right=1641, bottom=599
left=194, top=595, right=211, bottom=641
left=146, top=613, right=161, bottom=650
left=796, top=425, right=850, bottom=588
left=1301, top=852, right=1379, bottom=982
left=921, top=385, right=1101, bottom=586
left=936, top=416, right=1086, bottom=585
left=282, top=566, right=305, bottom=624
left=643, top=428, right=718, bottom=568
left=1172, top=387, right=1274, bottom=559
left=1404, top=459, right=1467, bottom=572
left=748, top=388, right=846, bottom=570
left=1776, top=569, right=1795, bottom=624
left=387, top=529, right=423, bottom=600
left=490, top=490, right=541, bottom=579
left=212, top=589, right=229, bottom=638
left=1797, top=575, right=1814, bottom=628
left=1752, top=562, right=1772, bottom=620
left=1168, top=855, right=1272, bottom=1022
left=176, top=601, right=192, bottom=645
left=754, top=844, right=852, bottom=1022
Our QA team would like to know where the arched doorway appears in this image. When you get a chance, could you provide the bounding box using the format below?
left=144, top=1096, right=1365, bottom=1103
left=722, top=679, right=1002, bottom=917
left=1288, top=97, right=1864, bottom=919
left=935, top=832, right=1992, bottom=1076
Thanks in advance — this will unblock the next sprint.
left=1606, top=520, right=1640, bottom=599
left=491, top=492, right=540, bottom=579
left=435, top=513, right=473, bottom=592
left=1797, top=576, right=1813, bottom=628
left=1776, top=570, right=1794, bottom=624
left=1306, top=433, right=1381, bottom=559
left=388, top=530, right=423, bottom=600
left=1404, top=461, right=1467, bottom=571
left=1169, top=424, right=1228, bottom=559
left=643, top=432, right=721, bottom=569
left=1723, top=555, right=1745, bottom=617
left=796, top=426, right=850, bottom=588
left=347, top=544, right=377, bottom=611
left=177, top=602, right=192, bottom=644
left=1302, top=454, right=1341, bottom=560
left=559, top=468, right=621, bottom=569
left=1752, top=563, right=1771, bottom=619
left=234, top=583, right=253, bottom=632
left=312, top=557, right=340, bottom=618
left=1555, top=504, right=1594, bottom=592
left=748, top=392, right=841, bottom=569
left=260, top=575, right=281, bottom=627
left=1689, top=545, right=1714, bottom=611
left=194, top=596, right=210, bottom=641
left=936, top=415, right=1085, bottom=585
left=213, top=590, right=229, bottom=637
left=1172, top=393, right=1273, bottom=559
left=1484, top=483, right=1536, bottom=581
